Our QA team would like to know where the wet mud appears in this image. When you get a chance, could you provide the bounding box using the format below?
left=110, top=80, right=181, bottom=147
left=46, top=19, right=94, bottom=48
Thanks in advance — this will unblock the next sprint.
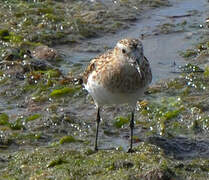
left=0, top=0, right=209, bottom=179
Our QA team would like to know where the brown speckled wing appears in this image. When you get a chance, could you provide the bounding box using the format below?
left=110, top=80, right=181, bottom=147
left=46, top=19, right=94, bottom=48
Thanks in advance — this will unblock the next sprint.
left=83, top=50, right=113, bottom=85
left=83, top=59, right=96, bottom=84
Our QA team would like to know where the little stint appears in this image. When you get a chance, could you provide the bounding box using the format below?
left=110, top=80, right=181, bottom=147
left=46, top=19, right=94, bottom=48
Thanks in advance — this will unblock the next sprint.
left=83, top=38, right=152, bottom=152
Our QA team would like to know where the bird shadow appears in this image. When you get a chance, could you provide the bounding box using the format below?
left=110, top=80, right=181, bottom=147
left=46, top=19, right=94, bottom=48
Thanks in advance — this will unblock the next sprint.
left=147, top=136, right=209, bottom=160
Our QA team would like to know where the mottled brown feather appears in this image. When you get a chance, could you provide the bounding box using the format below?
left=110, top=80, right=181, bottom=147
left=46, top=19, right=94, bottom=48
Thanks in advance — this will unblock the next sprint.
left=83, top=39, right=152, bottom=95
left=83, top=50, right=114, bottom=84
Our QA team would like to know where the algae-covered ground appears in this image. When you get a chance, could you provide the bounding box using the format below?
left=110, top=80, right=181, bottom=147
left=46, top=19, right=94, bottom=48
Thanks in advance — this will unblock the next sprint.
left=0, top=0, right=209, bottom=179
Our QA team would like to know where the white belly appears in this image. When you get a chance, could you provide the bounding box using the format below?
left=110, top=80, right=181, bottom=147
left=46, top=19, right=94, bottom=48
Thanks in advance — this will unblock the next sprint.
left=84, top=73, right=144, bottom=107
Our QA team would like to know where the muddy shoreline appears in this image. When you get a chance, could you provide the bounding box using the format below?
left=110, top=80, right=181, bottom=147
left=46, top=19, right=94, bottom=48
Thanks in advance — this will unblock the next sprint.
left=0, top=0, right=209, bottom=179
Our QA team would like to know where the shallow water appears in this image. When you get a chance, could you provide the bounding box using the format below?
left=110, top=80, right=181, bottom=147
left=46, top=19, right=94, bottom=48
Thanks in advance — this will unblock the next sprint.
left=1, top=1, right=209, bottom=178
left=57, top=0, right=209, bottom=82
left=55, top=0, right=209, bottom=151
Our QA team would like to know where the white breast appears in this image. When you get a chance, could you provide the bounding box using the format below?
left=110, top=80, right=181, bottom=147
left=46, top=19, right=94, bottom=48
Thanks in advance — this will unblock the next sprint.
left=84, top=72, right=145, bottom=107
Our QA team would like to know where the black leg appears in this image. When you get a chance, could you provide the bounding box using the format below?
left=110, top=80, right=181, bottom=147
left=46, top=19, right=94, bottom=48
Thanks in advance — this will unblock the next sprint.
left=128, top=111, right=134, bottom=153
left=95, top=107, right=100, bottom=151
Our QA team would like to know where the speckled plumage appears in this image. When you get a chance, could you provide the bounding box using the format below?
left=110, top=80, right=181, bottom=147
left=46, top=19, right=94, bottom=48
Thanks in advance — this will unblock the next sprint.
left=83, top=38, right=152, bottom=106
left=83, top=38, right=152, bottom=152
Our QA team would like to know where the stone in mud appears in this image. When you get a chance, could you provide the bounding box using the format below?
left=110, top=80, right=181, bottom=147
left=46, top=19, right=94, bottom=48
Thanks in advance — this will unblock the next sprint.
left=6, top=64, right=25, bottom=77
left=29, top=59, right=52, bottom=71
left=139, top=168, right=176, bottom=180
left=112, top=160, right=134, bottom=170
left=32, top=46, right=58, bottom=61
left=196, top=52, right=209, bottom=64
left=147, top=136, right=209, bottom=160
left=0, top=131, right=14, bottom=148
left=2, top=48, right=20, bottom=61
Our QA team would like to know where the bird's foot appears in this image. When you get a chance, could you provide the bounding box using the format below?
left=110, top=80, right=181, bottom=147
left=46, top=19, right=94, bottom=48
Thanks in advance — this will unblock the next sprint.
left=127, top=148, right=135, bottom=153
left=94, top=147, right=98, bottom=152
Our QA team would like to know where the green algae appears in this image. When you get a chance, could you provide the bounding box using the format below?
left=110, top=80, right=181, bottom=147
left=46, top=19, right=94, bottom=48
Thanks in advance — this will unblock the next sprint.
left=0, top=29, right=9, bottom=41
left=11, top=132, right=42, bottom=142
left=0, top=113, right=9, bottom=125
left=59, top=135, right=77, bottom=144
left=204, top=66, right=209, bottom=77
left=180, top=49, right=198, bottom=58
left=0, top=29, right=23, bottom=44
left=180, top=63, right=204, bottom=73
left=25, top=114, right=41, bottom=122
left=1, top=67, right=209, bottom=177
left=9, top=118, right=25, bottom=130
left=0, top=0, right=169, bottom=56
left=137, top=66, right=209, bottom=137
left=0, top=71, right=4, bottom=76
left=0, top=77, right=9, bottom=85
left=0, top=114, right=25, bottom=130
left=181, top=39, right=209, bottom=61
left=2, top=143, right=208, bottom=179
left=139, top=97, right=182, bottom=122
left=158, top=23, right=176, bottom=34
left=45, top=69, right=61, bottom=78
left=47, top=157, right=67, bottom=168
left=12, top=69, right=80, bottom=104
left=0, top=0, right=209, bottom=179
left=50, top=86, right=81, bottom=97
left=141, top=0, right=170, bottom=7
left=114, top=116, right=129, bottom=128
left=163, top=109, right=180, bottom=120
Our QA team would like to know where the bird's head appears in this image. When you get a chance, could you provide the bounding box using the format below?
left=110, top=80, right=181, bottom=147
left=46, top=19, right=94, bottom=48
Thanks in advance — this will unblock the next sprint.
left=114, top=38, right=144, bottom=66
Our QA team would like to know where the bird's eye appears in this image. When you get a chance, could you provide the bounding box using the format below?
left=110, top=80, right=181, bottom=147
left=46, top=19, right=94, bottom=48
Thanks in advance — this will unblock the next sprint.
left=122, top=49, right=126, bottom=54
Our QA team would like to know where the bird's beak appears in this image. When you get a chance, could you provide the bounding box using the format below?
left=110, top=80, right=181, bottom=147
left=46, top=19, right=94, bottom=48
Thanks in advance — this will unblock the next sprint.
left=136, top=56, right=143, bottom=66
left=129, top=50, right=143, bottom=66
left=132, top=55, right=143, bottom=66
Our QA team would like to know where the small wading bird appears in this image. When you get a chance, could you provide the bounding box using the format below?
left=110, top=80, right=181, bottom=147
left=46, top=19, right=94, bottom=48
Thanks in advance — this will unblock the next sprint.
left=83, top=38, right=152, bottom=152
